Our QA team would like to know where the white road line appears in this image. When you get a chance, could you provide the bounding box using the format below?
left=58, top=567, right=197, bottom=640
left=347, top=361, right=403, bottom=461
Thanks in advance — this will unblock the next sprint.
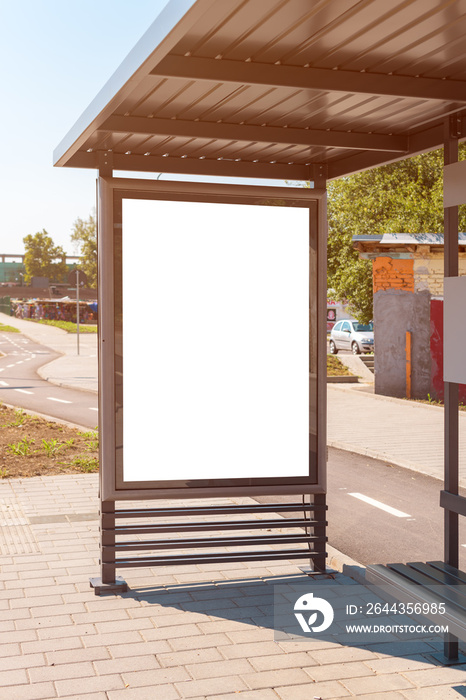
left=348, top=492, right=411, bottom=518
left=89, top=407, right=98, bottom=411
left=16, top=361, right=24, bottom=365
left=47, top=397, right=72, bottom=404
left=24, top=357, right=32, bottom=361
left=6, top=364, right=14, bottom=368
left=0, top=380, right=9, bottom=386
left=15, top=389, right=33, bottom=395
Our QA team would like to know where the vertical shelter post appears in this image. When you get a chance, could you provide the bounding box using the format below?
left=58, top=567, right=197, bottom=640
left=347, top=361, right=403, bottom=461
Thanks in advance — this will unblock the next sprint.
left=311, top=165, right=328, bottom=573
left=444, top=115, right=460, bottom=661
left=90, top=153, right=127, bottom=595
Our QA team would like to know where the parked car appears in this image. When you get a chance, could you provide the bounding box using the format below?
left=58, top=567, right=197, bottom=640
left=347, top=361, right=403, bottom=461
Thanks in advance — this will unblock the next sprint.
left=329, top=320, right=374, bottom=355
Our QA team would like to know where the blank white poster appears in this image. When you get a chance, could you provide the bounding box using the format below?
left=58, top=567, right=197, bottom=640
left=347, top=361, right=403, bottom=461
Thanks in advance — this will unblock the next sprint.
left=122, top=199, right=309, bottom=482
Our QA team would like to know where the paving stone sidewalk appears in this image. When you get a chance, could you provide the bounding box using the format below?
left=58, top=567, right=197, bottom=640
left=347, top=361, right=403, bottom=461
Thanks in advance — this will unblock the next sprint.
left=327, top=384, right=466, bottom=487
left=1, top=474, right=466, bottom=700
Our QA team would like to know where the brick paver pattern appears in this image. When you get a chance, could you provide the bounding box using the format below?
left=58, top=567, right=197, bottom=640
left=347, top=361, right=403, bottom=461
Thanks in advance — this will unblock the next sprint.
left=0, top=474, right=464, bottom=699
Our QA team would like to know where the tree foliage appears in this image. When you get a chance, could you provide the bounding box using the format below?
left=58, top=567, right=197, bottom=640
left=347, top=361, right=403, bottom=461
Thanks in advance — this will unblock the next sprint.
left=23, top=230, right=67, bottom=284
left=327, top=146, right=466, bottom=323
left=70, top=212, right=97, bottom=289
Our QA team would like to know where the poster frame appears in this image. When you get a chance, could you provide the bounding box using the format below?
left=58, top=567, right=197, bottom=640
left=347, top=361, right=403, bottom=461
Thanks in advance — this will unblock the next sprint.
left=98, top=177, right=327, bottom=501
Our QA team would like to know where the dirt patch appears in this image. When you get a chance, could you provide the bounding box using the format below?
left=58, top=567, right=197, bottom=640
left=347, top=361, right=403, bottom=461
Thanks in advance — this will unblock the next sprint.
left=0, top=404, right=98, bottom=479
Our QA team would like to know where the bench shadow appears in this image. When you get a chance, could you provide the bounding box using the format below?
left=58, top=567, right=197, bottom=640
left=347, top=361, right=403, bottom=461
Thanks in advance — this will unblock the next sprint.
left=118, top=571, right=466, bottom=666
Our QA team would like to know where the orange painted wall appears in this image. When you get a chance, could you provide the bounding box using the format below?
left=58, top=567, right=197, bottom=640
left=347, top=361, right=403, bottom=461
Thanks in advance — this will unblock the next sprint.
left=373, top=257, right=414, bottom=293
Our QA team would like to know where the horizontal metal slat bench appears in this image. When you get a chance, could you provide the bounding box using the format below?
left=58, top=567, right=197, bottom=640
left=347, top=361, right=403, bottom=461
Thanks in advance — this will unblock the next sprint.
left=366, top=561, right=466, bottom=664
left=90, top=500, right=328, bottom=594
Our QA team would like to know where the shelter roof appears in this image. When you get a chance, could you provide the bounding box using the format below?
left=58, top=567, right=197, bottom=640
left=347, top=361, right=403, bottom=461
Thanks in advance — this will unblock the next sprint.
left=353, top=232, right=466, bottom=256
left=54, top=0, right=466, bottom=182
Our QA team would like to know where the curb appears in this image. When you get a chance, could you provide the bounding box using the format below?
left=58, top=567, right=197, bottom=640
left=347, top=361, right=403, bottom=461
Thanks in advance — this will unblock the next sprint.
left=1, top=401, right=90, bottom=432
left=328, top=382, right=446, bottom=413
left=37, top=362, right=98, bottom=395
left=327, top=544, right=366, bottom=584
left=327, top=438, right=449, bottom=485
left=0, top=314, right=69, bottom=342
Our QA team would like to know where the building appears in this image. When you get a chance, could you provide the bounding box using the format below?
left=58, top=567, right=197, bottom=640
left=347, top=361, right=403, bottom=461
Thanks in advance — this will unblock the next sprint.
left=354, top=233, right=466, bottom=401
left=0, top=254, right=98, bottom=302
left=0, top=253, right=81, bottom=286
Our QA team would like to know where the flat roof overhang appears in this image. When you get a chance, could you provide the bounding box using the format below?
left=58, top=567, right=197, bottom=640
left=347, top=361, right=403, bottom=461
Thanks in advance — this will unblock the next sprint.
left=53, top=0, right=466, bottom=182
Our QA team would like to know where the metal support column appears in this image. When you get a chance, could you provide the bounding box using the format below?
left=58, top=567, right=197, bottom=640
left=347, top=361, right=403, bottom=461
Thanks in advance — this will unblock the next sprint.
left=311, top=494, right=327, bottom=573
left=90, top=153, right=128, bottom=596
left=311, top=163, right=328, bottom=573
left=443, top=115, right=460, bottom=662
left=90, top=503, right=127, bottom=595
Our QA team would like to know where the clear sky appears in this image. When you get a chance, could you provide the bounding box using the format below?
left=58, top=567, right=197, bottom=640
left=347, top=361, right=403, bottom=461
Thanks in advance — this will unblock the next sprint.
left=1, top=0, right=171, bottom=255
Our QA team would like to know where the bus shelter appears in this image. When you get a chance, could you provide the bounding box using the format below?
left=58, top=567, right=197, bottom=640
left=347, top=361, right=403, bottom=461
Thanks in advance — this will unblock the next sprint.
left=54, top=0, right=466, bottom=599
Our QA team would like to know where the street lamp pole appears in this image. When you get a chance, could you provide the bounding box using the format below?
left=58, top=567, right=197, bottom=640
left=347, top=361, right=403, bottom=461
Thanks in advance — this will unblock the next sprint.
left=76, top=268, right=80, bottom=356
left=68, top=267, right=87, bottom=356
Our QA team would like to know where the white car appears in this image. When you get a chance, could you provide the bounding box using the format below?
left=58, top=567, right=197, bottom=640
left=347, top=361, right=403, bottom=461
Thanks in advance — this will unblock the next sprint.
left=329, top=320, right=374, bottom=355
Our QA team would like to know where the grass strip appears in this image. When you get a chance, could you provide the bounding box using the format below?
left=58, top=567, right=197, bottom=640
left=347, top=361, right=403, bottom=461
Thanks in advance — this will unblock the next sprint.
left=26, top=319, right=97, bottom=333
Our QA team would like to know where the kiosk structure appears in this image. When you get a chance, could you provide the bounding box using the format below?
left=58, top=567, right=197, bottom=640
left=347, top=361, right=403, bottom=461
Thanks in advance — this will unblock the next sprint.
left=53, top=0, right=466, bottom=595
left=91, top=176, right=327, bottom=591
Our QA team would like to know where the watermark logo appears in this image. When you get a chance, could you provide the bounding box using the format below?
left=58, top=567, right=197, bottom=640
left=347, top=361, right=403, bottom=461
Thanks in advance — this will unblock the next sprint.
left=275, top=583, right=450, bottom=643
left=293, top=592, right=334, bottom=633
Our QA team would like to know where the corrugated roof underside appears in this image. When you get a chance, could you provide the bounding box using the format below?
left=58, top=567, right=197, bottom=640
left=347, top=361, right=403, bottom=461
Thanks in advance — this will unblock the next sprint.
left=59, top=0, right=466, bottom=178
left=174, top=0, right=466, bottom=78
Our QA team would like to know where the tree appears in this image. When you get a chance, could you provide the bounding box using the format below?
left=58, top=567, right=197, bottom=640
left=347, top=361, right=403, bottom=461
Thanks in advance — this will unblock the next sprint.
left=23, top=230, right=67, bottom=284
left=326, top=146, right=466, bottom=323
left=71, top=212, right=97, bottom=288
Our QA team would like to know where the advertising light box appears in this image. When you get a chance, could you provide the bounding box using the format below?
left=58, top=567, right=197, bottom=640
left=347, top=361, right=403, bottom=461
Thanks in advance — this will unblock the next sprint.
left=117, top=197, right=313, bottom=489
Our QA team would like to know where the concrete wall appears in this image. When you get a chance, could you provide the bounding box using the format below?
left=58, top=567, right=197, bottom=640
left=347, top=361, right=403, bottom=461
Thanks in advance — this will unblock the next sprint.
left=374, top=288, right=431, bottom=399
left=367, top=246, right=466, bottom=400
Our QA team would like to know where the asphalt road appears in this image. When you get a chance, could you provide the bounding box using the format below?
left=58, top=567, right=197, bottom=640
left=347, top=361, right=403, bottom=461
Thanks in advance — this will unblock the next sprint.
left=0, top=332, right=98, bottom=429
left=326, top=447, right=466, bottom=567
left=255, top=447, right=466, bottom=568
